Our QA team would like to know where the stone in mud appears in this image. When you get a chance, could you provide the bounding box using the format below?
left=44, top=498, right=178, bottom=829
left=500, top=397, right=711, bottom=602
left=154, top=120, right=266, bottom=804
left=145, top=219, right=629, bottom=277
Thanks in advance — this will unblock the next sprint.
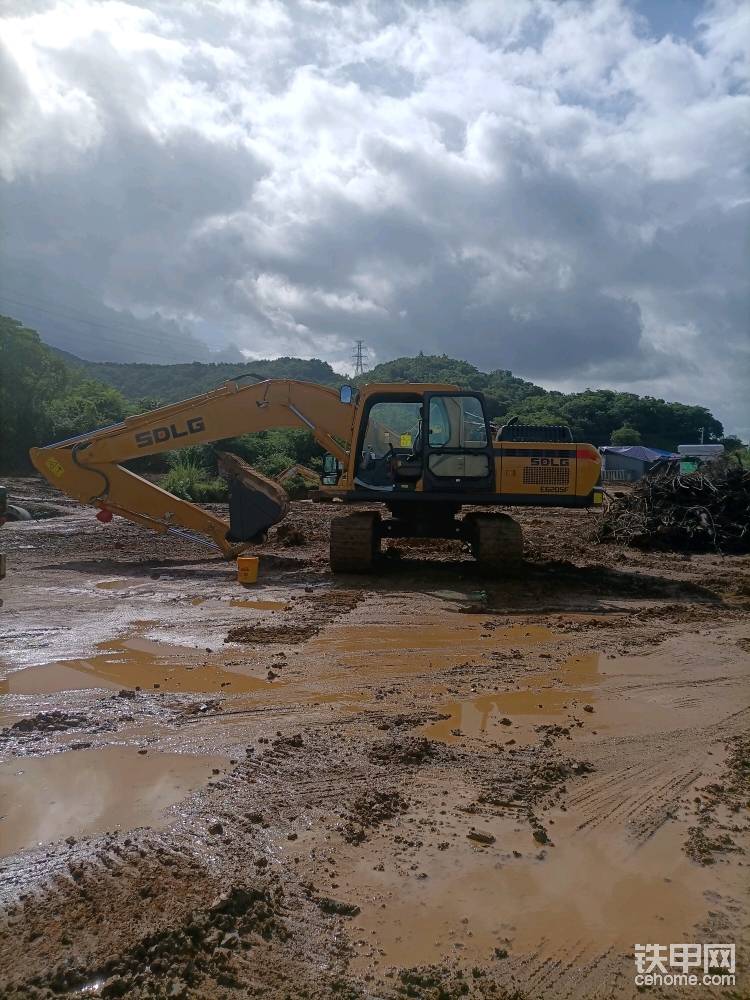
left=315, top=896, right=360, bottom=917
left=101, top=976, right=130, bottom=998
left=7, top=710, right=88, bottom=735
left=467, top=829, right=496, bottom=846
left=275, top=522, right=307, bottom=546
left=207, top=821, right=224, bottom=835
left=369, top=736, right=437, bottom=767
left=225, top=623, right=318, bottom=644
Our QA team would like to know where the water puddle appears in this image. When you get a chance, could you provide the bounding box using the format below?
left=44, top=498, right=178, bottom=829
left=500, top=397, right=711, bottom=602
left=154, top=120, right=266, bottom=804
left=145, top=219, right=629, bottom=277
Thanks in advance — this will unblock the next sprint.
left=0, top=746, right=226, bottom=855
left=430, top=589, right=487, bottom=603
left=424, top=654, right=599, bottom=743
left=346, top=809, right=716, bottom=970
left=96, top=580, right=135, bottom=591
left=229, top=599, right=288, bottom=610
left=1, top=636, right=279, bottom=695
left=423, top=647, right=710, bottom=746
left=309, top=621, right=553, bottom=675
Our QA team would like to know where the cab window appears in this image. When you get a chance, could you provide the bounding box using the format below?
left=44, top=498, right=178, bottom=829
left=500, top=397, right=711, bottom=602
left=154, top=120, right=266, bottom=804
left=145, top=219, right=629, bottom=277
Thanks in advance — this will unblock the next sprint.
left=428, top=396, right=487, bottom=449
left=356, top=400, right=423, bottom=488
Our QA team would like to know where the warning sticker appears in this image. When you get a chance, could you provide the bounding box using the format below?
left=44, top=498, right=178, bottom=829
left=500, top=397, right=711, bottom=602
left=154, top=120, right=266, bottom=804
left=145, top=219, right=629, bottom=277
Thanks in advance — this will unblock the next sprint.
left=400, top=434, right=412, bottom=447
left=45, top=458, right=65, bottom=479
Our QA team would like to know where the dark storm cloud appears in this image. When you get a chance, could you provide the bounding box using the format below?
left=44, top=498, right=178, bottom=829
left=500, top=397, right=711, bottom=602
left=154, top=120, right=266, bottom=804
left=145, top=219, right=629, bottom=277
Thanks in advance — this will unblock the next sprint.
left=0, top=0, right=748, bottom=430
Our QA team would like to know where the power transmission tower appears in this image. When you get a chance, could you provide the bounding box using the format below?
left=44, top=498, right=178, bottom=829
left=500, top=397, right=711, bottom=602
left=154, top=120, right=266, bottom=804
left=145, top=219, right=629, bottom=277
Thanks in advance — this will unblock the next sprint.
left=352, top=340, right=367, bottom=376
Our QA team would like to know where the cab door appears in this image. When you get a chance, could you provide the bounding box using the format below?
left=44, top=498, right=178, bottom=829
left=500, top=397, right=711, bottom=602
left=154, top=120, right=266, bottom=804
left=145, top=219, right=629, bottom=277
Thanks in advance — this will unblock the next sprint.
left=422, top=393, right=495, bottom=493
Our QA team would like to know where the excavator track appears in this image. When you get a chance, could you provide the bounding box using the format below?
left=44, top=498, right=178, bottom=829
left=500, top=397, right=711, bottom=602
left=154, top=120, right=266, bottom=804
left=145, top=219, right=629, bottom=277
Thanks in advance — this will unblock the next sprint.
left=330, top=511, right=381, bottom=573
left=464, top=512, right=523, bottom=573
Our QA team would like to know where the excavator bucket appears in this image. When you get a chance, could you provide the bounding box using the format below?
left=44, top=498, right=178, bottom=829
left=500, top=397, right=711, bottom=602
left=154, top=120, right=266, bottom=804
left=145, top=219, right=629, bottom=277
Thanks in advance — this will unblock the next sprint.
left=216, top=451, right=289, bottom=542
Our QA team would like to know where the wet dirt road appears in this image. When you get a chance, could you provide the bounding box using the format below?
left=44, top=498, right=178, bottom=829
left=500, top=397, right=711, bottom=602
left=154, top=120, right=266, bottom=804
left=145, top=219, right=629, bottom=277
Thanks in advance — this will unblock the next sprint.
left=0, top=478, right=748, bottom=999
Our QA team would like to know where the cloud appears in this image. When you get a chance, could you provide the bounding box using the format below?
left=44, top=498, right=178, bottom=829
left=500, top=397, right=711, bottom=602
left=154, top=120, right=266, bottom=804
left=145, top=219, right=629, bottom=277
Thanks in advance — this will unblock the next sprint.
left=0, top=0, right=748, bottom=432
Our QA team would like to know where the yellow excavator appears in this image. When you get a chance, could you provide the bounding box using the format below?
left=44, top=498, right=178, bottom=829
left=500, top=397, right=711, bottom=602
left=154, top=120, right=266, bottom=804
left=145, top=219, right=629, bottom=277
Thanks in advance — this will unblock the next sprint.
left=30, top=377, right=602, bottom=573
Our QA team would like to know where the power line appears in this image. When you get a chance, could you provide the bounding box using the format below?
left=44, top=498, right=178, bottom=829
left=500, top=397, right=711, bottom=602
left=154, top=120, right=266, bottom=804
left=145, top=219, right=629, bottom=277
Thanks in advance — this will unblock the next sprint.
left=0, top=292, right=207, bottom=364
left=0, top=292, right=191, bottom=348
left=352, top=339, right=367, bottom=376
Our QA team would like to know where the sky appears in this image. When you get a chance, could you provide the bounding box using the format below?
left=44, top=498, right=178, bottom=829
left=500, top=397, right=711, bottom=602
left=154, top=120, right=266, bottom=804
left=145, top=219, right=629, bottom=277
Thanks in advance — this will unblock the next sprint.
left=0, top=0, right=748, bottom=434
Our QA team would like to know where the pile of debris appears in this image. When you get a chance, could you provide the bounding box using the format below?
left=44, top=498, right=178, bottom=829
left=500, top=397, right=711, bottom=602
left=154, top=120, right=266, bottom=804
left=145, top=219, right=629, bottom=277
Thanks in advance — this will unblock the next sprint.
left=597, top=463, right=750, bottom=553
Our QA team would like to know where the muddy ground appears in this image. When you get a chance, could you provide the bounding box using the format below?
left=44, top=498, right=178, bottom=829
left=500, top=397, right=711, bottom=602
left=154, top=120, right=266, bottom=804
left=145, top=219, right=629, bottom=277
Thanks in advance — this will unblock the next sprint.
left=0, top=477, right=748, bottom=999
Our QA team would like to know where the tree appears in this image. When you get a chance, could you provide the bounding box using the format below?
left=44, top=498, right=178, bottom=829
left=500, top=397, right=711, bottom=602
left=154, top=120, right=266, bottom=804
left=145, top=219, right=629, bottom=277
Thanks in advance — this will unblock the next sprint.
left=610, top=424, right=642, bottom=445
left=46, top=381, right=128, bottom=442
left=0, top=314, right=135, bottom=472
left=721, top=435, right=746, bottom=453
left=0, top=315, right=74, bottom=470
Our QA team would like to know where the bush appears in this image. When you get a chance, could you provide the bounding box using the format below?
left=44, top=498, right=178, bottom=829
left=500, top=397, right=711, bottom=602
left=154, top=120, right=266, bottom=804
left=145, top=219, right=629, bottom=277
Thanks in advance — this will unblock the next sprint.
left=610, top=423, right=642, bottom=445
left=161, top=456, right=228, bottom=502
left=282, top=474, right=316, bottom=500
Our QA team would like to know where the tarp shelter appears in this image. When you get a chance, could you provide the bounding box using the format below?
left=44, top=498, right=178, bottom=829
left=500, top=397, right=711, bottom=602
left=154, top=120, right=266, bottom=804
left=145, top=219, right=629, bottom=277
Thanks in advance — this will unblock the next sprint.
left=600, top=445, right=678, bottom=482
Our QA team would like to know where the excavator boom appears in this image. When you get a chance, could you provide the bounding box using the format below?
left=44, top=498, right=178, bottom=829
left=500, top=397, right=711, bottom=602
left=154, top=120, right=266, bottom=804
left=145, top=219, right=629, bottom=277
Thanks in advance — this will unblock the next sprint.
left=30, top=378, right=355, bottom=558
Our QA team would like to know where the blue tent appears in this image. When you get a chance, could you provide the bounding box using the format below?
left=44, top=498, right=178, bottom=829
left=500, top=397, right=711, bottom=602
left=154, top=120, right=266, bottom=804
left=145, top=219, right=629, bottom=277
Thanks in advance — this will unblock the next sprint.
left=600, top=445, right=678, bottom=481
left=600, top=446, right=678, bottom=462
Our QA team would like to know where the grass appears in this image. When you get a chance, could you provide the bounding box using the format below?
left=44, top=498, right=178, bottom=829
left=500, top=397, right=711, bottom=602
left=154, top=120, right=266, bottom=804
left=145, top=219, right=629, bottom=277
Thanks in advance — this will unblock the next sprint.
left=161, top=456, right=228, bottom=502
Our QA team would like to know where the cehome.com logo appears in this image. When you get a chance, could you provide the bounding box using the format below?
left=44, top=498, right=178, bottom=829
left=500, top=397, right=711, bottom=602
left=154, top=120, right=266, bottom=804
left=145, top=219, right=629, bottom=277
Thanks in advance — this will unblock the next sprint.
left=634, top=943, right=735, bottom=987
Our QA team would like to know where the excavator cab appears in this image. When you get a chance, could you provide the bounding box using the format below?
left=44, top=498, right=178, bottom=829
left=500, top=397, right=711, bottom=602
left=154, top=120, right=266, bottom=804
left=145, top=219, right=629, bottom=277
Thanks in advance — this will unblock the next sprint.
left=352, top=390, right=494, bottom=494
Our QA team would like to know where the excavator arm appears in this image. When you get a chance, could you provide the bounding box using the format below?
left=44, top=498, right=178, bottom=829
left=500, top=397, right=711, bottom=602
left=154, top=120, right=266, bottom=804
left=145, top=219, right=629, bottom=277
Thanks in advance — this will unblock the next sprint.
left=30, top=379, right=355, bottom=558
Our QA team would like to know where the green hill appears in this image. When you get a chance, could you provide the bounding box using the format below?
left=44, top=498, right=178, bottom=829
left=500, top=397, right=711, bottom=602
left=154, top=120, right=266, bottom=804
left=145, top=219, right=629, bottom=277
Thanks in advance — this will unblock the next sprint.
left=1, top=314, right=734, bottom=474
left=54, top=353, right=344, bottom=404
left=37, top=342, right=732, bottom=451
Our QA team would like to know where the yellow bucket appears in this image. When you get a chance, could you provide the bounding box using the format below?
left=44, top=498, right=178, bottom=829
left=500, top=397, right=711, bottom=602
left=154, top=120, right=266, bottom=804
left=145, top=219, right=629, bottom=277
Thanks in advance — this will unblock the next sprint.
left=237, top=555, right=259, bottom=584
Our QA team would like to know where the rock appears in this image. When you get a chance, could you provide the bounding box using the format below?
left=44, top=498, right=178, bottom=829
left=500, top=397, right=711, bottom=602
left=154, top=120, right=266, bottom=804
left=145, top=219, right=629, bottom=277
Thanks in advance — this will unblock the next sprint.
left=583, top=704, right=594, bottom=713
left=117, top=689, right=136, bottom=700
left=208, top=821, right=224, bottom=835
left=316, top=896, right=360, bottom=916
left=101, top=976, right=130, bottom=998
left=467, top=829, right=495, bottom=846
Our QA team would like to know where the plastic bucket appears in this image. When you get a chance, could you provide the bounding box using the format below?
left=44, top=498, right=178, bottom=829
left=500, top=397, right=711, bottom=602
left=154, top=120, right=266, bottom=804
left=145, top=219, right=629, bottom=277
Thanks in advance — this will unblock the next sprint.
left=237, top=555, right=259, bottom=584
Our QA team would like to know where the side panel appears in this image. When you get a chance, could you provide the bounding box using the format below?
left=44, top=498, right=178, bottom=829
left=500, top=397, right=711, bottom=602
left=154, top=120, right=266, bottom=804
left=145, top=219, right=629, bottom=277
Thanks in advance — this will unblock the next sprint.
left=495, top=443, right=601, bottom=500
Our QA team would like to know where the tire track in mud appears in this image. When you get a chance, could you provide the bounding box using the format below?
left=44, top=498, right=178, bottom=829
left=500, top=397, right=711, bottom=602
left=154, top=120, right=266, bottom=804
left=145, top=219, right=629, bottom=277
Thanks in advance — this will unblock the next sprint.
left=2, top=493, right=749, bottom=999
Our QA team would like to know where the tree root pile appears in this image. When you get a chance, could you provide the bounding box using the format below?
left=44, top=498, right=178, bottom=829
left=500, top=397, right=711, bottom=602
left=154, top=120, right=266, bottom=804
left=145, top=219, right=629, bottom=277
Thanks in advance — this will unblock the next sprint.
left=597, top=464, right=750, bottom=553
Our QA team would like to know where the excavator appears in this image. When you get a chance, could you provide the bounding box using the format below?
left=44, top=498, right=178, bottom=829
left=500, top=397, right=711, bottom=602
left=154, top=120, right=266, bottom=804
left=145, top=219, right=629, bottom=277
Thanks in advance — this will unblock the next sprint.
left=30, top=377, right=602, bottom=573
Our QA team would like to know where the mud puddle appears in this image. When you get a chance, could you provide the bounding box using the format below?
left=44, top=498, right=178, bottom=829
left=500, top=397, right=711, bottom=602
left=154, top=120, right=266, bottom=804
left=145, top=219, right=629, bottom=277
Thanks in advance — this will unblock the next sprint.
left=96, top=580, right=138, bottom=591
left=347, top=810, right=716, bottom=969
left=423, top=646, right=719, bottom=746
left=424, top=653, right=599, bottom=744
left=0, top=746, right=226, bottom=855
left=310, top=621, right=554, bottom=675
left=1, top=636, right=279, bottom=695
